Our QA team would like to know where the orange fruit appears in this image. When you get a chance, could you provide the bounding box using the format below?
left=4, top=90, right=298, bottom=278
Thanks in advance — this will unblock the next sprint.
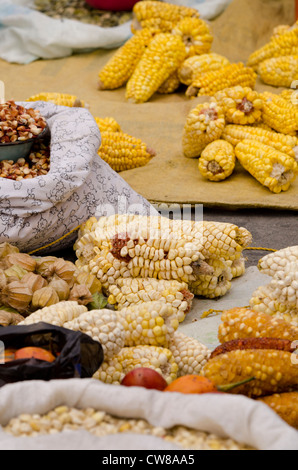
left=164, top=375, right=218, bottom=394
left=15, top=347, right=56, bottom=363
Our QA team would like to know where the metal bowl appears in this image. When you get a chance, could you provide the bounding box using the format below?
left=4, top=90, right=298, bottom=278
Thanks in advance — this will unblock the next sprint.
left=0, top=124, right=50, bottom=163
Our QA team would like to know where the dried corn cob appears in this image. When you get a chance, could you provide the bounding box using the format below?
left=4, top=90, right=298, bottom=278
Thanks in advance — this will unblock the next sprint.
left=131, top=0, right=200, bottom=34
left=203, top=346, right=298, bottom=398
left=260, top=92, right=298, bottom=136
left=125, top=33, right=186, bottom=104
left=227, top=256, right=246, bottom=279
left=211, top=337, right=295, bottom=358
left=107, top=278, right=193, bottom=323
left=26, top=92, right=85, bottom=107
left=98, top=28, right=157, bottom=90
left=222, top=125, right=298, bottom=161
left=19, top=301, right=88, bottom=326
left=94, top=117, right=122, bottom=133
left=98, top=131, right=156, bottom=172
left=198, top=140, right=236, bottom=182
left=235, top=140, right=298, bottom=193
left=186, top=63, right=257, bottom=98
left=172, top=17, right=213, bottom=57
left=257, top=246, right=298, bottom=277
left=247, top=27, right=298, bottom=70
left=178, top=53, right=230, bottom=86
left=182, top=102, right=225, bottom=158
left=157, top=71, right=181, bottom=94
left=93, top=345, right=178, bottom=385
left=257, top=392, right=298, bottom=429
left=189, top=257, right=233, bottom=299
left=211, top=86, right=263, bottom=125
left=169, top=331, right=211, bottom=377
left=218, top=307, right=298, bottom=343
left=258, top=56, right=298, bottom=88
left=280, top=89, right=298, bottom=106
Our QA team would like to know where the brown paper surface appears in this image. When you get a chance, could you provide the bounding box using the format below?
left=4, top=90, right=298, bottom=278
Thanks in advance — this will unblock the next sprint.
left=0, top=0, right=297, bottom=210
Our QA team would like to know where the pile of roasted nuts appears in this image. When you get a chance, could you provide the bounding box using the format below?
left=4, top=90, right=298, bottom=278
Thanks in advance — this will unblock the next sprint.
left=0, top=142, right=50, bottom=180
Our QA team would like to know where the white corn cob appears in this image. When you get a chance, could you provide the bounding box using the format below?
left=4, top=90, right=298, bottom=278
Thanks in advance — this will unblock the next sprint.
left=257, top=246, right=298, bottom=276
left=189, top=257, right=233, bottom=298
left=168, top=331, right=211, bottom=377
left=19, top=301, right=88, bottom=326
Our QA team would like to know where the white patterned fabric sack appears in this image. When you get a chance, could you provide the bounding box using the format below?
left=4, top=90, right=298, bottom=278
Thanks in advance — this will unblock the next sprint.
left=0, top=101, right=156, bottom=255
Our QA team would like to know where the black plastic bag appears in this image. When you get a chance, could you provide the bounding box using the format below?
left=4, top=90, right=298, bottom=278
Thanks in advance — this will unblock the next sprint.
left=0, top=322, right=104, bottom=387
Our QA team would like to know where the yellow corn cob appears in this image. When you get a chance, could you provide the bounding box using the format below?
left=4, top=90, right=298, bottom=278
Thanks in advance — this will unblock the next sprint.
left=218, top=307, right=298, bottom=343
left=94, top=117, right=122, bottom=133
left=19, top=301, right=88, bottom=326
left=172, top=17, right=213, bottom=57
left=257, top=393, right=298, bottom=429
left=257, top=246, right=298, bottom=277
left=235, top=140, right=298, bottom=193
left=226, top=255, right=246, bottom=279
left=93, top=345, right=178, bottom=385
left=189, top=257, right=233, bottom=299
left=222, top=124, right=298, bottom=161
left=168, top=331, right=211, bottom=377
left=247, top=27, right=298, bottom=70
left=98, top=28, right=157, bottom=90
left=182, top=102, right=225, bottom=158
left=178, top=53, right=230, bottom=86
left=98, top=131, right=156, bottom=172
left=186, top=63, right=257, bottom=98
left=280, top=89, right=298, bottom=106
left=260, top=92, right=298, bottom=136
left=203, top=348, right=298, bottom=398
left=26, top=92, right=85, bottom=107
left=211, top=86, right=263, bottom=125
left=198, top=140, right=236, bottom=182
left=157, top=71, right=181, bottom=94
left=131, top=0, right=200, bottom=34
left=107, top=278, right=193, bottom=324
left=125, top=33, right=186, bottom=104
left=258, top=56, right=298, bottom=88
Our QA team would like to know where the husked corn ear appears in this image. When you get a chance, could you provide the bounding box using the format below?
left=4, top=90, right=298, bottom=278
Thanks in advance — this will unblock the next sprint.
left=64, top=309, right=125, bottom=360
left=19, top=301, right=88, bottom=326
left=98, top=131, right=156, bottom=172
left=226, top=256, right=246, bottom=279
left=157, top=71, right=181, bottom=94
left=211, top=86, right=263, bottom=125
left=107, top=278, right=193, bottom=323
left=98, top=28, right=157, bottom=90
left=257, top=392, right=298, bottom=429
left=260, top=92, right=298, bottom=136
left=169, top=331, right=211, bottom=377
left=198, top=140, right=236, bottom=181
left=131, top=0, right=200, bottom=34
left=247, top=27, right=298, bottom=70
left=218, top=307, right=298, bottom=343
left=281, top=89, right=298, bottom=106
left=186, top=63, right=257, bottom=98
left=178, top=53, right=230, bottom=86
left=182, top=102, right=225, bottom=158
left=258, top=56, right=298, bottom=88
left=125, top=33, right=186, bottom=104
left=257, top=246, right=298, bottom=276
left=94, top=117, right=122, bottom=133
left=222, top=124, right=298, bottom=161
left=172, top=17, right=213, bottom=57
left=26, top=92, right=85, bottom=107
left=189, top=257, right=233, bottom=299
left=93, top=345, right=178, bottom=385
left=203, top=348, right=298, bottom=398
left=235, top=140, right=298, bottom=193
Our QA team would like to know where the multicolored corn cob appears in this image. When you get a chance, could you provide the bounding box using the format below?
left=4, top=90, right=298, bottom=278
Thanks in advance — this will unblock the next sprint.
left=198, top=140, right=236, bottom=181
left=188, top=257, right=233, bottom=299
left=211, top=86, right=263, bottom=125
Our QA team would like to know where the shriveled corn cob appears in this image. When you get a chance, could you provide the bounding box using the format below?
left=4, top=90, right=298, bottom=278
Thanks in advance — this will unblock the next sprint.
left=168, top=331, right=211, bottom=377
left=189, top=257, right=233, bottom=299
left=93, top=345, right=178, bottom=385
left=211, top=86, right=263, bottom=125
left=257, top=392, right=298, bottom=429
left=222, top=125, right=298, bottom=161
left=94, top=117, right=122, bottom=133
left=198, top=140, right=236, bottom=182
left=98, top=28, right=157, bottom=91
left=186, top=63, right=257, bottom=98
left=26, top=92, right=85, bottom=108
left=235, top=140, right=298, bottom=193
left=107, top=278, right=193, bottom=324
left=258, top=56, right=298, bottom=88
left=64, top=310, right=126, bottom=360
left=172, top=17, right=213, bottom=57
left=260, top=92, right=298, bottom=136
left=182, top=101, right=225, bottom=158
left=257, top=246, right=298, bottom=277
left=203, top=347, right=298, bottom=398
left=247, top=27, right=298, bottom=70
left=218, top=307, right=298, bottom=343
left=125, top=33, right=186, bottom=104
left=178, top=53, right=230, bottom=86
left=98, top=131, right=156, bottom=172
left=157, top=71, right=181, bottom=94
left=131, top=0, right=200, bottom=34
